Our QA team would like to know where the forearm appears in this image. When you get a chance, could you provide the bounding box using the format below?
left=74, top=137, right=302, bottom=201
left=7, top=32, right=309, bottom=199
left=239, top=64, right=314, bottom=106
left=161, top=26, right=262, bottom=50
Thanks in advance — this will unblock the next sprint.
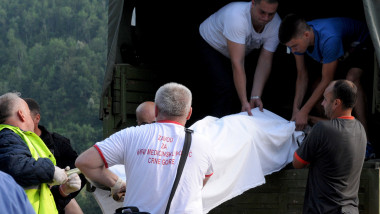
left=301, top=78, right=330, bottom=114
left=75, top=147, right=119, bottom=188
left=293, top=73, right=308, bottom=112
left=251, top=49, right=273, bottom=96
left=293, top=54, right=308, bottom=113
left=227, top=40, right=248, bottom=105
left=231, top=63, right=248, bottom=105
left=301, top=62, right=337, bottom=114
left=0, top=151, right=55, bottom=187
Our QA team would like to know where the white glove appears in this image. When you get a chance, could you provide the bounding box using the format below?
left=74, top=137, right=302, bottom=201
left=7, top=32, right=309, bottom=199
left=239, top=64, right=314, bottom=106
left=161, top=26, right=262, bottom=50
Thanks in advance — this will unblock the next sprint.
left=49, top=166, right=68, bottom=186
left=111, top=177, right=126, bottom=202
left=59, top=173, right=81, bottom=196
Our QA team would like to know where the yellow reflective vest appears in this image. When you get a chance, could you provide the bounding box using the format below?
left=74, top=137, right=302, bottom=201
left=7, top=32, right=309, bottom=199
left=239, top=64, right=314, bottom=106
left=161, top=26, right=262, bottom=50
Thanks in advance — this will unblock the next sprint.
left=0, top=124, right=58, bottom=214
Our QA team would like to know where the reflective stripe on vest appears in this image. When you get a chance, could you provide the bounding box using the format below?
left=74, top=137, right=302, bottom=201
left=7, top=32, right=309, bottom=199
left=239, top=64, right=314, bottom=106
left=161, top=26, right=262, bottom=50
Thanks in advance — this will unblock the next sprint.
left=0, top=124, right=58, bottom=214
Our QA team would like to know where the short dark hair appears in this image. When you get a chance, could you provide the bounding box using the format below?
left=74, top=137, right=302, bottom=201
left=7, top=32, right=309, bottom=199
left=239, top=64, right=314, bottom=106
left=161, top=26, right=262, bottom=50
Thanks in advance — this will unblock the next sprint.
left=24, top=98, right=40, bottom=115
left=332, top=80, right=357, bottom=109
left=278, top=13, right=309, bottom=44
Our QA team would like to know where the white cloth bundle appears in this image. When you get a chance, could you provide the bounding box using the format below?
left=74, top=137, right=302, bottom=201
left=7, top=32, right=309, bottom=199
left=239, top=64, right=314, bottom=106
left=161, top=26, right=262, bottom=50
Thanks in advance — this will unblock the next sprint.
left=92, top=108, right=304, bottom=213
left=191, top=108, right=304, bottom=213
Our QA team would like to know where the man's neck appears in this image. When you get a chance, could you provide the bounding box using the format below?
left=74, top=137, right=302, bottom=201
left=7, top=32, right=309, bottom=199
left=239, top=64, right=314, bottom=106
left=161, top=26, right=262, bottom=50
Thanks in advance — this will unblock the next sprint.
left=156, top=116, right=186, bottom=126
left=35, top=127, right=42, bottom=136
left=253, top=23, right=265, bottom=33
left=331, top=109, right=353, bottom=119
left=309, top=29, right=315, bottom=47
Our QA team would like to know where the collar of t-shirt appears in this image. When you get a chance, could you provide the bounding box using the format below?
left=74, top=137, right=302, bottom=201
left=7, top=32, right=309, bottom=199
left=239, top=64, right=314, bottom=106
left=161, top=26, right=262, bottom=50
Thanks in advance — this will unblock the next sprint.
left=337, top=116, right=354, bottom=120
left=157, top=120, right=183, bottom=126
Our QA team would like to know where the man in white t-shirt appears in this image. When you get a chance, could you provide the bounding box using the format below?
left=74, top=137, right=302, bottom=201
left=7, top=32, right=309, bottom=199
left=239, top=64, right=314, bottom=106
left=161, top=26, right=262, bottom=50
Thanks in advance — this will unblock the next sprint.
left=198, top=0, right=281, bottom=118
left=76, top=82, right=214, bottom=214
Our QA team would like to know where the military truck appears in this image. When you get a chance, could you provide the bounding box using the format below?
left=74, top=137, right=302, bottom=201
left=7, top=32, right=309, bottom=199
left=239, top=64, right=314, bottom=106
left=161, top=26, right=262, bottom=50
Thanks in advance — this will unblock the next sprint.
left=100, top=0, right=380, bottom=213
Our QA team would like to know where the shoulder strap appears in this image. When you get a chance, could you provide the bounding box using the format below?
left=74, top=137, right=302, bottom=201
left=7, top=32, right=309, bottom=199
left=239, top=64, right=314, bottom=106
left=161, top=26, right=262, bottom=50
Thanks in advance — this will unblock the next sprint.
left=164, top=128, right=193, bottom=214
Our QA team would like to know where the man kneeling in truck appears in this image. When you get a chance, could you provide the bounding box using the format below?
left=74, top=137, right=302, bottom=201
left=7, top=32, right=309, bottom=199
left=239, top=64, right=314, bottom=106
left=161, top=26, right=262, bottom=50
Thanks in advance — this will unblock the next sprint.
left=293, top=80, right=366, bottom=214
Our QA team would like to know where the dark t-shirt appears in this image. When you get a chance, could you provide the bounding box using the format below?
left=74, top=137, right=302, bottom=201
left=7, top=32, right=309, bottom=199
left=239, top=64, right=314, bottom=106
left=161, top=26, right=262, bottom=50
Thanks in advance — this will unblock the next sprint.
left=295, top=117, right=366, bottom=214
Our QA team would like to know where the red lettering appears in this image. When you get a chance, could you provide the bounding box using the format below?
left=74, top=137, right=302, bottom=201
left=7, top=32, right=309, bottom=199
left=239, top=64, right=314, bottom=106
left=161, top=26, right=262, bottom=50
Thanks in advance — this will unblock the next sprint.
left=137, top=149, right=146, bottom=155
left=162, top=159, right=175, bottom=165
left=157, top=135, right=174, bottom=142
left=161, top=143, right=167, bottom=149
left=148, top=158, right=161, bottom=164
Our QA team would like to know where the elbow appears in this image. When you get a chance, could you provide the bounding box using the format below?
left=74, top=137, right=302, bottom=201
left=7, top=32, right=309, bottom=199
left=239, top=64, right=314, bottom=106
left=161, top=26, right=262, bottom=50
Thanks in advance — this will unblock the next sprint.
left=75, top=155, right=85, bottom=171
left=292, top=160, right=303, bottom=169
left=292, top=152, right=308, bottom=169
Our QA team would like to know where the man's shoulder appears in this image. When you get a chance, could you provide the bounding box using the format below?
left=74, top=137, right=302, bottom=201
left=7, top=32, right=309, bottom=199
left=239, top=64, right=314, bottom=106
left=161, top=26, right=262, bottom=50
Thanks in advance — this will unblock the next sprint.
left=51, top=132, right=71, bottom=147
left=223, top=1, right=250, bottom=9
left=51, top=132, right=69, bottom=141
left=309, top=120, right=335, bottom=135
left=222, top=1, right=250, bottom=20
left=0, top=128, right=23, bottom=142
left=40, top=125, right=71, bottom=144
left=269, top=13, right=282, bottom=26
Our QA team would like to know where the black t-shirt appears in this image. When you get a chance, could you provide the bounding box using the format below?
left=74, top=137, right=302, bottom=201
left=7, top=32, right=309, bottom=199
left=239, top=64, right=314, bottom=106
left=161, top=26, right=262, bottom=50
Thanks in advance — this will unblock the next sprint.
left=295, top=117, right=366, bottom=214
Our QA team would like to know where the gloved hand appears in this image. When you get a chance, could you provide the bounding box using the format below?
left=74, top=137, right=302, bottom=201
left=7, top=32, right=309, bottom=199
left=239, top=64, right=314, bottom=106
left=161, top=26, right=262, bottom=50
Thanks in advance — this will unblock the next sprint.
left=111, top=177, right=126, bottom=202
left=48, top=166, right=68, bottom=186
left=59, top=173, right=82, bottom=196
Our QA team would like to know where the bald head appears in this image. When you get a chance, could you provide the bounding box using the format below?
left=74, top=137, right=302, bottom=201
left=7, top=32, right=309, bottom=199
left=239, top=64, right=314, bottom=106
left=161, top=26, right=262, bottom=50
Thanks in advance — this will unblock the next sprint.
left=136, top=101, right=156, bottom=125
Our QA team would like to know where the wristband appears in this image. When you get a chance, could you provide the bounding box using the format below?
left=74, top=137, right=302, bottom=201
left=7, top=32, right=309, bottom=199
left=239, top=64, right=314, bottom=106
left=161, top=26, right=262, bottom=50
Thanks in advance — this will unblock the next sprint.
left=59, top=185, right=69, bottom=197
left=250, top=96, right=260, bottom=100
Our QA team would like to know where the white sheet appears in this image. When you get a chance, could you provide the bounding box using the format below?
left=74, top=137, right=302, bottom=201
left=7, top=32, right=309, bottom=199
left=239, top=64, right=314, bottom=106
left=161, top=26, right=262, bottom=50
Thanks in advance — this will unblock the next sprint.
left=192, top=108, right=304, bottom=213
left=91, top=108, right=304, bottom=214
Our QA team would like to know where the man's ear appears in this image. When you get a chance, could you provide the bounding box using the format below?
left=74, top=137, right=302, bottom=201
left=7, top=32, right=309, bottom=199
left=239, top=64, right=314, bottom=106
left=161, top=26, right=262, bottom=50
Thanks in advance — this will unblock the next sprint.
left=334, top=99, right=342, bottom=108
left=17, top=109, right=26, bottom=122
left=186, top=107, right=192, bottom=120
left=304, top=30, right=310, bottom=39
left=155, top=105, right=159, bottom=118
left=35, top=113, right=41, bottom=124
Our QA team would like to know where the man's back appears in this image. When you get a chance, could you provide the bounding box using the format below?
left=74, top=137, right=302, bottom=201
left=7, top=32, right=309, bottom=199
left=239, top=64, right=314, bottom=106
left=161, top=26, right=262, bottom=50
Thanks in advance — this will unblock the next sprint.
left=298, top=118, right=366, bottom=213
left=306, top=17, right=369, bottom=64
left=95, top=122, right=214, bottom=213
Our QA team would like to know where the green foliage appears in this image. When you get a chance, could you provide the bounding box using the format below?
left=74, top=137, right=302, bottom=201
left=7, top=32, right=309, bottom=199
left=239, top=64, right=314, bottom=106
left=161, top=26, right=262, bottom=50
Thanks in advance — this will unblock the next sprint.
left=75, top=188, right=102, bottom=214
left=0, top=0, right=107, bottom=213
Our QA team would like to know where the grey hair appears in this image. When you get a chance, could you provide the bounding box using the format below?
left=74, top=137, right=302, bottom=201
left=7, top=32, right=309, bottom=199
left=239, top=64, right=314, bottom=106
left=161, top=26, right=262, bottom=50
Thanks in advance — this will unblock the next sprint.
left=155, top=82, right=192, bottom=117
left=0, top=92, right=21, bottom=124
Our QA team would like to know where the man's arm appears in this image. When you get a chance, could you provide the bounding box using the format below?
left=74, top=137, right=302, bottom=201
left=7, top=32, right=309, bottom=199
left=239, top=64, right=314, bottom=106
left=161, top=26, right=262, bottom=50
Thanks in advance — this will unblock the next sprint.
left=292, top=152, right=308, bottom=169
left=227, top=39, right=252, bottom=115
left=0, top=131, right=55, bottom=187
left=292, top=58, right=338, bottom=130
left=291, top=54, right=309, bottom=126
left=75, top=147, right=119, bottom=188
left=249, top=48, right=274, bottom=111
left=203, top=177, right=210, bottom=187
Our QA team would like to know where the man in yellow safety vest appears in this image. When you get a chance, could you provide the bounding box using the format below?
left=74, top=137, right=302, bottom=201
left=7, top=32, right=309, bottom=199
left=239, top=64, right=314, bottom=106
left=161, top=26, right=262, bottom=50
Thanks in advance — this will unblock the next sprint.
left=0, top=92, right=81, bottom=214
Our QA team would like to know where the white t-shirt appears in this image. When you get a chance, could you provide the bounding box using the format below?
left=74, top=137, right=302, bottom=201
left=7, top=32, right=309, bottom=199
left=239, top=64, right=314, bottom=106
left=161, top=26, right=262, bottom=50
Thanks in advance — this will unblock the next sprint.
left=199, top=1, right=281, bottom=58
left=95, top=121, right=215, bottom=214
